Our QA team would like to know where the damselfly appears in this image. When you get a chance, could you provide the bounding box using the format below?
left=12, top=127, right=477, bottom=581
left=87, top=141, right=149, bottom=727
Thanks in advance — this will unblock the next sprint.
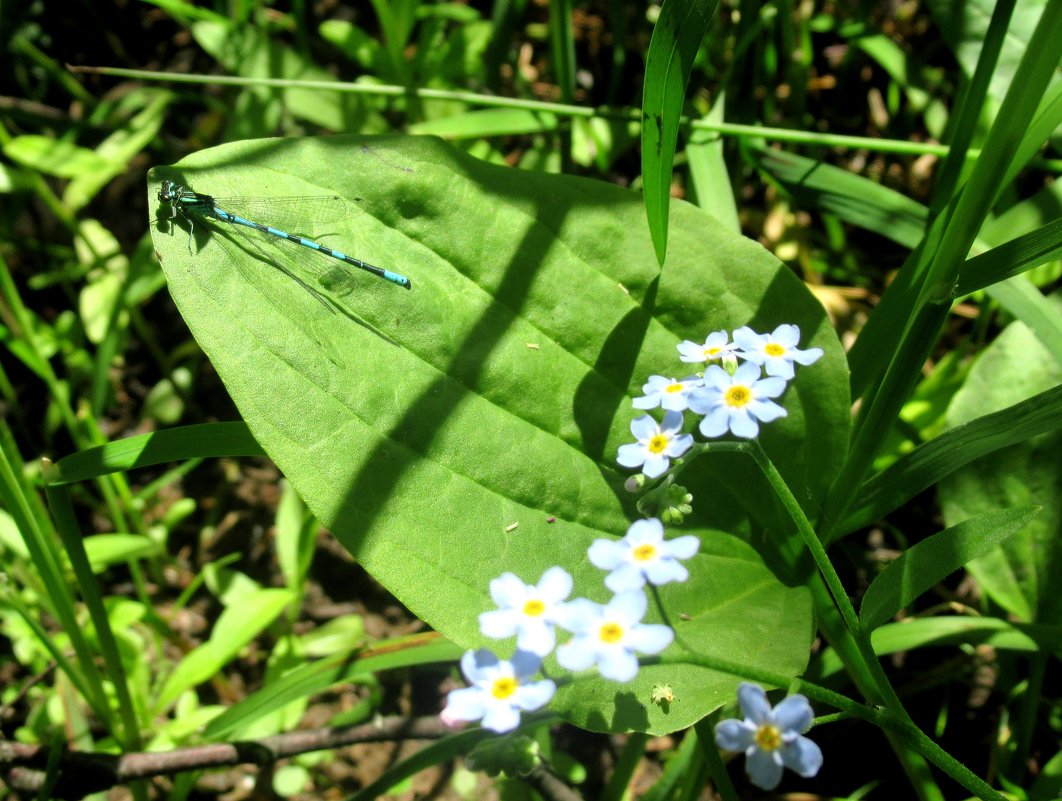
left=157, top=179, right=412, bottom=292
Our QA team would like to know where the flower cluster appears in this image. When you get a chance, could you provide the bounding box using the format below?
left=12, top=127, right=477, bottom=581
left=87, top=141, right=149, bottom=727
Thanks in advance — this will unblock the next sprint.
left=618, top=325, right=823, bottom=477
left=440, top=517, right=699, bottom=732
left=440, top=324, right=827, bottom=788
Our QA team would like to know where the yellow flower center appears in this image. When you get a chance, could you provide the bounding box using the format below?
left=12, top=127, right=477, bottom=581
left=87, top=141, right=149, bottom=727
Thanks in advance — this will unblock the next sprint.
left=491, top=677, right=518, bottom=700
left=765, top=343, right=785, bottom=357
left=725, top=385, right=751, bottom=407
left=755, top=723, right=783, bottom=751
left=598, top=622, right=624, bottom=643
left=704, top=347, right=721, bottom=358
left=632, top=543, right=657, bottom=562
left=523, top=599, right=546, bottom=617
left=647, top=434, right=669, bottom=454
left=665, top=382, right=684, bottom=394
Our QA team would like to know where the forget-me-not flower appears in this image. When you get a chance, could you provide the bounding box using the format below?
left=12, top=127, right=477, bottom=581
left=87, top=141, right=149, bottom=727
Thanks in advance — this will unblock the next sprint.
left=733, top=324, right=823, bottom=380
left=632, top=375, right=702, bottom=412
left=677, top=331, right=739, bottom=366
left=478, top=567, right=573, bottom=657
left=588, top=518, right=700, bottom=593
left=556, top=590, right=673, bottom=682
left=616, top=411, right=693, bottom=478
left=688, top=362, right=787, bottom=439
left=714, top=682, right=823, bottom=790
left=441, top=649, right=556, bottom=733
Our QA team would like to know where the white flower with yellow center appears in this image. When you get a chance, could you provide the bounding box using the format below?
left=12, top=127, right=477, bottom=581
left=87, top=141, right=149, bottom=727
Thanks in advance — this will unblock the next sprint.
left=677, top=330, right=738, bottom=366
left=441, top=649, right=556, bottom=733
left=632, top=375, right=702, bottom=412
left=555, top=591, right=673, bottom=682
left=714, top=682, right=823, bottom=790
left=588, top=518, right=700, bottom=592
left=478, top=567, right=573, bottom=656
left=688, top=362, right=787, bottom=439
left=733, top=324, right=823, bottom=380
left=616, top=411, right=693, bottom=478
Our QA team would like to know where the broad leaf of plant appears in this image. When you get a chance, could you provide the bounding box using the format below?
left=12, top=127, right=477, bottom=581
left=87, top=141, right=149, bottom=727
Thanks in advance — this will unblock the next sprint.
left=148, top=135, right=847, bottom=734
left=939, top=296, right=1062, bottom=624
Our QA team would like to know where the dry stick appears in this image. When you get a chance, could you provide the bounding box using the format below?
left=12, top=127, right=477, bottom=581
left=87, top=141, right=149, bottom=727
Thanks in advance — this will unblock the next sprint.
left=0, top=715, right=453, bottom=797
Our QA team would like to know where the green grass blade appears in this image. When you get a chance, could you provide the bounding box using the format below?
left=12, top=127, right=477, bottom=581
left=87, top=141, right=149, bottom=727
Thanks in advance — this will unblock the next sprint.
left=823, top=0, right=1062, bottom=536
left=548, top=0, right=575, bottom=102
left=749, top=145, right=928, bottom=248
left=840, top=384, right=1062, bottom=535
left=928, top=0, right=1015, bottom=212
left=47, top=423, right=264, bottom=485
left=641, top=0, right=721, bottom=264
left=0, top=438, right=121, bottom=732
left=860, top=506, right=1040, bottom=631
left=409, top=108, right=560, bottom=138
left=957, top=217, right=1062, bottom=295
left=203, top=634, right=462, bottom=739
left=484, top=0, right=528, bottom=92
left=1002, top=81, right=1062, bottom=190
left=32, top=473, right=121, bottom=735
left=42, top=477, right=136, bottom=745
left=347, top=727, right=494, bottom=801
left=987, top=277, right=1062, bottom=365
left=637, top=724, right=699, bottom=801
left=687, top=98, right=739, bottom=233
left=155, top=588, right=295, bottom=710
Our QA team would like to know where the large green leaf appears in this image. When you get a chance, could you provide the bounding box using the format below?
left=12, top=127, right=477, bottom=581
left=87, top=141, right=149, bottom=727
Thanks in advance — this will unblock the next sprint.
left=939, top=296, right=1062, bottom=624
left=148, top=135, right=848, bottom=734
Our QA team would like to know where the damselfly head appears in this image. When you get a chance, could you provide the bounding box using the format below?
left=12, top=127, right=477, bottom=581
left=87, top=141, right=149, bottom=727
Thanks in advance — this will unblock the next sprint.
left=157, top=180, right=180, bottom=204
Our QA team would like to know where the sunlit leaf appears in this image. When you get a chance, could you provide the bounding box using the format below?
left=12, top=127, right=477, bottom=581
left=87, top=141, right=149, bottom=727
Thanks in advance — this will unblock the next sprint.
left=149, top=135, right=849, bottom=734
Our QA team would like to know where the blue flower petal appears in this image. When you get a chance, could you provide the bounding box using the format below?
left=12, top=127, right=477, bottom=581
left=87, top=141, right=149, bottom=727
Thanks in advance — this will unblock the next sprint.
left=781, top=734, right=823, bottom=777
left=745, top=747, right=784, bottom=790
left=773, top=694, right=813, bottom=732
left=514, top=678, right=557, bottom=711
left=662, top=534, right=700, bottom=559
left=729, top=407, right=759, bottom=438
left=737, top=683, right=772, bottom=723
left=510, top=649, right=543, bottom=678
left=604, top=562, right=647, bottom=593
left=588, top=538, right=626, bottom=570
left=643, top=558, right=688, bottom=585
left=443, top=686, right=487, bottom=722
left=617, top=442, right=647, bottom=468
left=642, top=453, right=670, bottom=478
left=596, top=646, right=640, bottom=681
left=714, top=719, right=755, bottom=751
left=556, top=637, right=597, bottom=671
left=624, top=623, right=674, bottom=654
left=479, top=608, right=520, bottom=638
left=481, top=702, right=521, bottom=733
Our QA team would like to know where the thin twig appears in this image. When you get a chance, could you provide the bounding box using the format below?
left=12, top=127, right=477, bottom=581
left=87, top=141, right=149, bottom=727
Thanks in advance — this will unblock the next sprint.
left=0, top=714, right=452, bottom=798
